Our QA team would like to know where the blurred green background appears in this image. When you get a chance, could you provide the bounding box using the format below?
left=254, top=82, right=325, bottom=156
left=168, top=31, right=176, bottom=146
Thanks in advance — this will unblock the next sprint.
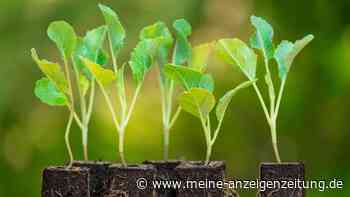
left=0, top=0, right=349, bottom=196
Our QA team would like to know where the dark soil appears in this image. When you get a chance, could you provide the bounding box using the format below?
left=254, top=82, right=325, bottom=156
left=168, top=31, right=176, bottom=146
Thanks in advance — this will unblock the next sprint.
left=103, top=164, right=155, bottom=197
left=175, top=161, right=226, bottom=197
left=72, top=160, right=110, bottom=197
left=260, top=162, right=305, bottom=197
left=42, top=166, right=90, bottom=197
left=143, top=160, right=182, bottom=197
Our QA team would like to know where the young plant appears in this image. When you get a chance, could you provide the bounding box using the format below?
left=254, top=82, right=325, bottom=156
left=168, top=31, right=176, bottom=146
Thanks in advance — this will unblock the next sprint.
left=80, top=4, right=162, bottom=166
left=165, top=62, right=254, bottom=165
left=216, top=16, right=314, bottom=163
left=31, top=21, right=106, bottom=166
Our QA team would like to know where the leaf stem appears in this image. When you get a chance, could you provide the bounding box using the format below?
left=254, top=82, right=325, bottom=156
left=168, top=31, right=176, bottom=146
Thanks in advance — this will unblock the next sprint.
left=124, top=83, right=142, bottom=126
left=169, top=106, right=181, bottom=129
left=274, top=78, right=287, bottom=118
left=99, top=84, right=121, bottom=131
left=252, top=83, right=271, bottom=123
left=65, top=113, right=74, bottom=168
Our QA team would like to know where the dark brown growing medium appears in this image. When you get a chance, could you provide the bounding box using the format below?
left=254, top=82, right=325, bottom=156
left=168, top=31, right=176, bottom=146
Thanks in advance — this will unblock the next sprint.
left=260, top=162, right=305, bottom=197
left=143, top=160, right=182, bottom=197
left=175, top=161, right=226, bottom=197
left=72, top=161, right=110, bottom=197
left=103, top=164, right=155, bottom=197
left=42, top=166, right=90, bottom=197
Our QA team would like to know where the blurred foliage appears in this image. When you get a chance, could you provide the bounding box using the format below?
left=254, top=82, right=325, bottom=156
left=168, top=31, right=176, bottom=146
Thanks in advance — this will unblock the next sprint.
left=0, top=0, right=349, bottom=196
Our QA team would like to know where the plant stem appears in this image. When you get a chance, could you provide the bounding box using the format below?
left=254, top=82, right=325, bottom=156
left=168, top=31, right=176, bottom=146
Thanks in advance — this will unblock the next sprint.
left=65, top=113, right=74, bottom=168
left=124, top=83, right=142, bottom=125
left=169, top=107, right=181, bottom=129
left=252, top=83, right=271, bottom=122
left=99, top=84, right=120, bottom=130
left=163, top=126, right=170, bottom=161
left=86, top=81, right=95, bottom=123
left=119, top=128, right=127, bottom=166
left=274, top=79, right=287, bottom=117
left=205, top=144, right=212, bottom=165
left=270, top=119, right=281, bottom=163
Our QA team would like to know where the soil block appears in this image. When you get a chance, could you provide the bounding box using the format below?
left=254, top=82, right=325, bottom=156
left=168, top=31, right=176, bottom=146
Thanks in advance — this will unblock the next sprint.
left=72, top=161, right=111, bottom=197
left=260, top=162, right=305, bottom=197
left=143, top=160, right=182, bottom=197
left=103, top=164, right=155, bottom=197
left=175, top=161, right=226, bottom=197
left=42, top=166, right=90, bottom=197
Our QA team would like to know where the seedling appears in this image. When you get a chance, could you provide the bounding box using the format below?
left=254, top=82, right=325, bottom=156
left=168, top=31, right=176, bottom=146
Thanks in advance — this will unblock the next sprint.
left=216, top=16, right=314, bottom=163
left=80, top=4, right=162, bottom=166
left=31, top=21, right=106, bottom=166
left=165, top=62, right=254, bottom=165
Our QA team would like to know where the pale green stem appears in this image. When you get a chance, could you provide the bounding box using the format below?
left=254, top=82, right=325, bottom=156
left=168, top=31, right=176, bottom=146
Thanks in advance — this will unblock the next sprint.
left=119, top=127, right=127, bottom=166
left=270, top=118, right=281, bottom=163
left=252, top=83, right=271, bottom=123
left=65, top=113, right=74, bottom=168
left=274, top=78, right=287, bottom=118
left=66, top=102, right=84, bottom=130
left=169, top=107, right=181, bottom=129
left=211, top=118, right=224, bottom=146
left=86, top=81, right=95, bottom=123
left=124, top=83, right=142, bottom=126
left=199, top=111, right=212, bottom=165
left=99, top=84, right=120, bottom=131
left=163, top=126, right=170, bottom=161
left=263, top=58, right=276, bottom=117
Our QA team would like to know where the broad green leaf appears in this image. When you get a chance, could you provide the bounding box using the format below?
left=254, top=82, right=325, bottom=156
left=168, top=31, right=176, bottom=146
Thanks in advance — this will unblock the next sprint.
left=31, top=48, right=68, bottom=93
left=179, top=88, right=215, bottom=118
left=250, top=16, right=274, bottom=60
left=216, top=39, right=257, bottom=79
left=34, top=77, right=68, bottom=106
left=73, top=26, right=107, bottom=78
left=216, top=80, right=255, bottom=122
left=79, top=74, right=90, bottom=96
left=190, top=42, right=214, bottom=73
left=164, top=64, right=214, bottom=92
left=99, top=4, right=126, bottom=55
left=274, top=34, right=314, bottom=80
left=173, top=19, right=192, bottom=65
left=129, top=39, right=158, bottom=83
left=47, top=21, right=77, bottom=58
left=81, top=57, right=116, bottom=86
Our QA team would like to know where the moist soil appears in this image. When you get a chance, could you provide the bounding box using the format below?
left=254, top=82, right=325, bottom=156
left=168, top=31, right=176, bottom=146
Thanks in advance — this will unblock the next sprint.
left=143, top=160, right=182, bottom=197
left=260, top=162, right=305, bottom=197
left=103, top=164, right=155, bottom=197
left=72, top=160, right=111, bottom=197
left=42, top=166, right=90, bottom=197
left=175, top=161, right=226, bottom=197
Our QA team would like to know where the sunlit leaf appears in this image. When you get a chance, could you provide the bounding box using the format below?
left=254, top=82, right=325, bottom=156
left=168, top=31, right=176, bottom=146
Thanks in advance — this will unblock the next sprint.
left=99, top=4, right=126, bottom=55
left=274, top=34, right=314, bottom=80
left=250, top=16, right=274, bottom=59
left=164, top=64, right=214, bottom=92
left=129, top=39, right=158, bottom=83
left=47, top=21, right=77, bottom=58
left=81, top=57, right=116, bottom=86
left=173, top=19, right=192, bottom=65
left=34, top=78, right=68, bottom=106
left=190, top=42, right=214, bottom=73
left=216, top=80, right=255, bottom=122
left=179, top=88, right=215, bottom=118
left=31, top=48, right=68, bottom=93
left=216, top=39, right=257, bottom=80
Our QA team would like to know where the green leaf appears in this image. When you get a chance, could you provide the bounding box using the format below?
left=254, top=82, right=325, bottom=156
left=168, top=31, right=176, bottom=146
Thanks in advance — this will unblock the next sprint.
left=216, top=80, right=255, bottom=122
left=274, top=34, right=314, bottom=80
left=250, top=16, right=274, bottom=60
left=81, top=57, right=116, bottom=86
left=34, top=78, right=68, bottom=106
left=190, top=42, right=214, bottom=73
left=216, top=39, right=257, bottom=79
left=129, top=39, right=158, bottom=83
left=47, top=21, right=77, bottom=58
left=179, top=88, right=215, bottom=118
left=164, top=64, right=214, bottom=92
left=173, top=19, right=192, bottom=65
left=99, top=4, right=126, bottom=55
left=73, top=26, right=107, bottom=78
left=31, top=48, right=68, bottom=93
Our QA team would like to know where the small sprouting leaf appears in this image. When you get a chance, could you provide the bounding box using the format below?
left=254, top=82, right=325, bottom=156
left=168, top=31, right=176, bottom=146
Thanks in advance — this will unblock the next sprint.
left=79, top=74, right=90, bottom=96
left=250, top=16, right=274, bottom=59
left=274, top=34, right=314, bottom=80
left=81, top=57, right=116, bottom=86
left=164, top=64, right=214, bottom=92
left=179, top=88, right=215, bottom=118
left=31, top=48, right=68, bottom=93
left=99, top=4, right=126, bottom=55
left=216, top=80, right=255, bottom=122
left=47, top=21, right=77, bottom=58
left=34, top=77, right=68, bottom=106
left=190, top=42, right=214, bottom=73
left=216, top=39, right=257, bottom=80
left=173, top=19, right=192, bottom=65
left=129, top=39, right=158, bottom=83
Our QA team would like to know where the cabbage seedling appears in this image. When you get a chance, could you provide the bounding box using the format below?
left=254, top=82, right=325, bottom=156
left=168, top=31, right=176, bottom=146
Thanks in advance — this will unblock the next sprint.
left=216, top=16, right=314, bottom=163
left=31, top=21, right=106, bottom=166
left=165, top=63, right=254, bottom=165
left=80, top=4, right=161, bottom=166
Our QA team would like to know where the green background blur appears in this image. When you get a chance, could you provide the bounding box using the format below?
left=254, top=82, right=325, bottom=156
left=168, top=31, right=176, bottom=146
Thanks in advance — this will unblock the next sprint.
left=0, top=0, right=349, bottom=196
